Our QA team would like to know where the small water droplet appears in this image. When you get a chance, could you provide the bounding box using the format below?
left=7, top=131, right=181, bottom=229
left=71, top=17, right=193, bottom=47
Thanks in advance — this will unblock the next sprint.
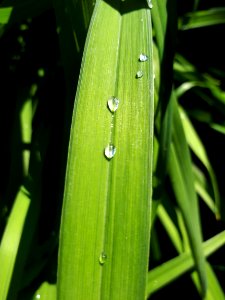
left=147, top=0, right=153, bottom=8
left=104, top=144, right=116, bottom=160
left=136, top=71, right=143, bottom=79
left=99, top=252, right=107, bottom=265
left=35, top=294, right=41, bottom=299
left=107, top=97, right=119, bottom=113
left=139, top=53, right=148, bottom=62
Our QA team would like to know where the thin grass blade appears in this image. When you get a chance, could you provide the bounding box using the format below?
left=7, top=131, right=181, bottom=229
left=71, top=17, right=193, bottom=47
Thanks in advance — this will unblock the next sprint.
left=180, top=7, right=225, bottom=30
left=147, top=230, right=225, bottom=296
left=179, top=107, right=220, bottom=218
left=0, top=186, right=30, bottom=300
left=169, top=96, right=207, bottom=296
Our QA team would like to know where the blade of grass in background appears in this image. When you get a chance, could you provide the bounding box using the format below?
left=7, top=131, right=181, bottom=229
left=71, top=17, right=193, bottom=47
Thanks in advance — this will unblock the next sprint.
left=192, top=263, right=225, bottom=300
left=193, top=166, right=217, bottom=213
left=0, top=0, right=52, bottom=27
left=146, top=230, right=225, bottom=296
left=57, top=0, right=154, bottom=299
left=180, top=7, right=225, bottom=30
left=0, top=186, right=30, bottom=300
left=33, top=282, right=56, bottom=300
left=151, top=0, right=177, bottom=201
left=179, top=107, right=220, bottom=219
left=210, top=123, right=225, bottom=135
left=174, top=54, right=225, bottom=115
left=168, top=95, right=207, bottom=296
left=0, top=7, right=12, bottom=24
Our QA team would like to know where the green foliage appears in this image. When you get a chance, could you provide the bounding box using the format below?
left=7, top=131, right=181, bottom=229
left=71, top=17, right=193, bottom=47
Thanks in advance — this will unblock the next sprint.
left=0, top=0, right=225, bottom=299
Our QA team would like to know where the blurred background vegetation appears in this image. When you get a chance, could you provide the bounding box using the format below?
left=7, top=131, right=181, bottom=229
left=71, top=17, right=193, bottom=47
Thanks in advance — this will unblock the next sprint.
left=0, top=0, right=225, bottom=299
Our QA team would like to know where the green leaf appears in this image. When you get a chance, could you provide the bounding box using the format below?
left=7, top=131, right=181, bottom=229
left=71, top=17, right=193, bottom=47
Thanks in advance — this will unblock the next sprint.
left=179, top=107, right=220, bottom=218
left=157, top=203, right=183, bottom=253
left=180, top=7, right=225, bottom=30
left=193, top=165, right=217, bottom=215
left=0, top=186, right=30, bottom=300
left=0, top=0, right=52, bottom=27
left=147, top=230, right=225, bottom=296
left=57, top=0, right=154, bottom=299
left=168, top=96, right=207, bottom=296
left=33, top=282, right=56, bottom=300
left=210, top=123, right=225, bottom=135
left=192, top=263, right=225, bottom=300
left=0, top=7, right=12, bottom=24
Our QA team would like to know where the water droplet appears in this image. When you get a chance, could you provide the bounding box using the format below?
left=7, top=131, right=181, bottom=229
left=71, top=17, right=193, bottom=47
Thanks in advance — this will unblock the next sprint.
left=136, top=71, right=143, bottom=79
left=99, top=252, right=107, bottom=265
left=104, top=144, right=116, bottom=160
left=139, top=53, right=148, bottom=62
left=147, top=0, right=153, bottom=8
left=107, top=97, right=119, bottom=113
left=35, top=294, right=41, bottom=299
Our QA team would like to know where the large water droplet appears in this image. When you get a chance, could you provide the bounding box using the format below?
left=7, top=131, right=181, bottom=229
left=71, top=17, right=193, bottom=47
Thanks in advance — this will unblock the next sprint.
left=99, top=252, right=107, bottom=265
left=136, top=71, right=143, bottom=79
left=104, top=144, right=116, bottom=160
left=139, top=53, right=148, bottom=62
left=107, top=97, right=119, bottom=113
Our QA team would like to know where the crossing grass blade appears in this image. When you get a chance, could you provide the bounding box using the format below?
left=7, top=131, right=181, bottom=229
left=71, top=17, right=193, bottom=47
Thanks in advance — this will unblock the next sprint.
left=57, top=0, right=154, bottom=299
left=157, top=202, right=225, bottom=299
left=192, top=264, right=225, bottom=300
left=147, top=229, right=225, bottom=296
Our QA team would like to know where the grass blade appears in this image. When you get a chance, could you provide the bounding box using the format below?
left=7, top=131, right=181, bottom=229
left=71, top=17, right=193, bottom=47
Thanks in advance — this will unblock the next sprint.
left=147, top=230, right=225, bottom=296
left=57, top=0, right=154, bottom=299
left=179, top=107, right=220, bottom=218
left=0, top=7, right=12, bottom=24
left=168, top=95, right=207, bottom=296
left=0, top=186, right=30, bottom=300
left=33, top=282, right=56, bottom=300
left=180, top=7, right=225, bottom=30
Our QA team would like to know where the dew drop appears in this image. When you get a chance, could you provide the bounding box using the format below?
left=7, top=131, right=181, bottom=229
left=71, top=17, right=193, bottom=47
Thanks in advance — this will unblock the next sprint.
left=136, top=70, right=143, bottom=79
left=104, top=144, right=116, bottom=160
left=107, top=97, right=119, bottom=113
left=147, top=0, right=153, bottom=9
left=35, top=294, right=41, bottom=299
left=139, top=53, right=148, bottom=62
left=99, top=252, right=107, bottom=265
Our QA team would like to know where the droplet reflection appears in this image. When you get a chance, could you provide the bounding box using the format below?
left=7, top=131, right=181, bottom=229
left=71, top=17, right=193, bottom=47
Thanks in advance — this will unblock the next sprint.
left=104, top=144, right=116, bottom=160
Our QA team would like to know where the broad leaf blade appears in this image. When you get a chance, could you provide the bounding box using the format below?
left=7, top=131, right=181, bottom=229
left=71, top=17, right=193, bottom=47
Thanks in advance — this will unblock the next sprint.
left=57, top=1, right=154, bottom=299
